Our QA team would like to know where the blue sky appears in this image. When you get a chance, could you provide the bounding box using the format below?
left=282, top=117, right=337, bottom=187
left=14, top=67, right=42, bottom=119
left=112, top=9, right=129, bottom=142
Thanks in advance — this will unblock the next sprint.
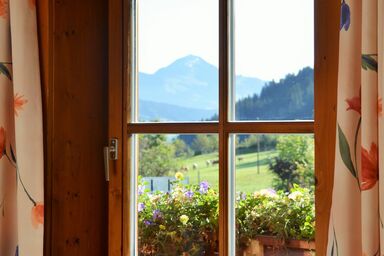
left=138, top=0, right=314, bottom=81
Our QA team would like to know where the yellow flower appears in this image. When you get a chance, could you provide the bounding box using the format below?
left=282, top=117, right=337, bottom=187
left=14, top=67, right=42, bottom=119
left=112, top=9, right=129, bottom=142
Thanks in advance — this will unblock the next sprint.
left=175, top=172, right=184, bottom=180
left=159, top=225, right=166, bottom=230
left=179, top=215, right=189, bottom=225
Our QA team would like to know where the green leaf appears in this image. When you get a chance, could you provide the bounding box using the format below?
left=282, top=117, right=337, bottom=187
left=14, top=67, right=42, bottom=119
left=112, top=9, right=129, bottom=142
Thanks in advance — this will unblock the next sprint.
left=338, top=125, right=357, bottom=178
left=0, top=63, right=12, bottom=80
left=362, top=54, right=378, bottom=72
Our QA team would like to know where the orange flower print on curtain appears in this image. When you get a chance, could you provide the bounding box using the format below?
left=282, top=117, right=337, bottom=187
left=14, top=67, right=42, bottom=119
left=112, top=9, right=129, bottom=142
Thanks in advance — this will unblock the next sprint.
left=31, top=202, right=44, bottom=229
left=328, top=0, right=382, bottom=255
left=361, top=143, right=378, bottom=190
left=14, top=93, right=28, bottom=116
left=0, top=0, right=8, bottom=18
left=0, top=0, right=44, bottom=255
left=346, top=92, right=361, bottom=114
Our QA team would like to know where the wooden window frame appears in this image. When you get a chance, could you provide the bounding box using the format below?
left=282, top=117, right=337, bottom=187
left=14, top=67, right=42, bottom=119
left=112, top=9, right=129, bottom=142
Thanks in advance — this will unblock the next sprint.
left=107, top=0, right=340, bottom=255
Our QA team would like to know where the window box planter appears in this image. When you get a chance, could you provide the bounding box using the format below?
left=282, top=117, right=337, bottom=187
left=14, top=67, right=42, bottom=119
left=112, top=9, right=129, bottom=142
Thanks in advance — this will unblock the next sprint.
left=240, top=236, right=315, bottom=256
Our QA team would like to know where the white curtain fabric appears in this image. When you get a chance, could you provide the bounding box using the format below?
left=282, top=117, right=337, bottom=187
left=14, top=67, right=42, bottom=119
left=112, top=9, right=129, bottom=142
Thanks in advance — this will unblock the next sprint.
left=0, top=0, right=44, bottom=255
left=327, top=0, right=383, bottom=255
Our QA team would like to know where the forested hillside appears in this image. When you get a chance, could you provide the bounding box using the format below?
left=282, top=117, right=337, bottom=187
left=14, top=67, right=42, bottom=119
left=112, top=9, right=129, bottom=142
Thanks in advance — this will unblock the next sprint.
left=236, top=67, right=314, bottom=120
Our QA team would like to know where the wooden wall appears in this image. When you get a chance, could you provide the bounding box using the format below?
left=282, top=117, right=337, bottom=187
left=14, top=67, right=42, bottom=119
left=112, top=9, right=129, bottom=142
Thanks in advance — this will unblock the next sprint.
left=37, top=0, right=109, bottom=255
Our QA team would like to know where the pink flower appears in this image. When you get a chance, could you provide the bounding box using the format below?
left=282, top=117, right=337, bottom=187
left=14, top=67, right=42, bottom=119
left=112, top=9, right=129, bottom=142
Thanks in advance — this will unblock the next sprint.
left=31, top=202, right=44, bottom=228
left=14, top=94, right=28, bottom=116
left=361, top=143, right=378, bottom=190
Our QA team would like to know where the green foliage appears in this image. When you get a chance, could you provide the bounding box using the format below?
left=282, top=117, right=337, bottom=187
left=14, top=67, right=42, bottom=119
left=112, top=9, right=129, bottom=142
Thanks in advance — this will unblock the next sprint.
left=235, top=67, right=314, bottom=121
left=139, top=135, right=178, bottom=176
left=173, top=138, right=193, bottom=158
left=138, top=179, right=315, bottom=255
left=237, top=186, right=315, bottom=250
left=238, top=134, right=277, bottom=152
left=191, top=135, right=218, bottom=155
left=270, top=135, right=314, bottom=191
left=138, top=178, right=218, bottom=255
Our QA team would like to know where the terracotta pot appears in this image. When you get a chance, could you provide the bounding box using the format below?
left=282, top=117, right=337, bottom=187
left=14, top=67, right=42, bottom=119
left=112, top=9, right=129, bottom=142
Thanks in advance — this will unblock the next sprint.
left=241, top=236, right=315, bottom=256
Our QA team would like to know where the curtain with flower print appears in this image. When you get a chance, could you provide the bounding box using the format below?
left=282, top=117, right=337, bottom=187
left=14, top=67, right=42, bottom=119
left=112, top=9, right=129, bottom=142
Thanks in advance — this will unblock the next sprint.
left=327, top=0, right=383, bottom=255
left=0, top=0, right=44, bottom=255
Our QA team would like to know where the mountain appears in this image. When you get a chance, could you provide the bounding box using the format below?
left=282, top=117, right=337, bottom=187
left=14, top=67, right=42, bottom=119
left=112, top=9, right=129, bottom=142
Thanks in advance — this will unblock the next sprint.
left=235, top=67, right=314, bottom=120
left=139, top=100, right=216, bottom=122
left=139, top=55, right=265, bottom=121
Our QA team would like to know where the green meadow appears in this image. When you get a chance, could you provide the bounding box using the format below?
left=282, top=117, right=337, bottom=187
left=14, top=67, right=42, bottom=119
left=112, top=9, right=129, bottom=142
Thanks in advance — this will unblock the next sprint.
left=175, top=150, right=278, bottom=193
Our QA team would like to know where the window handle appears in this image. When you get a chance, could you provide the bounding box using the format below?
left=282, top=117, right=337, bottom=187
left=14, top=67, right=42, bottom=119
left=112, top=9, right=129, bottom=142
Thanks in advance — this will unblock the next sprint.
left=104, top=138, right=119, bottom=182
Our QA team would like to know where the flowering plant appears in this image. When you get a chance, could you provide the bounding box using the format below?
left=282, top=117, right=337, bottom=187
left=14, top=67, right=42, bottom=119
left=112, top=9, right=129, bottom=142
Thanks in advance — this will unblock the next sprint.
left=236, top=185, right=315, bottom=249
left=138, top=175, right=315, bottom=255
left=138, top=175, right=218, bottom=255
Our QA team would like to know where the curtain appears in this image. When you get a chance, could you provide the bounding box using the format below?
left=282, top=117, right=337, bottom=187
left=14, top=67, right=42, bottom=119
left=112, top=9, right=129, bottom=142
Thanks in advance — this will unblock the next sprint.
left=327, top=0, right=383, bottom=255
left=0, top=0, right=44, bottom=255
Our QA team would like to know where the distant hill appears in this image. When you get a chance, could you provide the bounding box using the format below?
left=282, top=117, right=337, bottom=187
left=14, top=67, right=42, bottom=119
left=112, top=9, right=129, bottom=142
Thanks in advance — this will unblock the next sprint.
left=139, top=55, right=265, bottom=121
left=139, top=100, right=216, bottom=122
left=139, top=55, right=314, bottom=121
left=236, top=67, right=314, bottom=120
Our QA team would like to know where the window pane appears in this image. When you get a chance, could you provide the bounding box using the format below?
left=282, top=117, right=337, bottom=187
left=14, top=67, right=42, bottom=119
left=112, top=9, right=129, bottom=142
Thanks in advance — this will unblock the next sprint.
left=233, top=134, right=315, bottom=255
left=137, top=0, right=218, bottom=123
left=233, top=0, right=314, bottom=121
left=136, top=134, right=219, bottom=255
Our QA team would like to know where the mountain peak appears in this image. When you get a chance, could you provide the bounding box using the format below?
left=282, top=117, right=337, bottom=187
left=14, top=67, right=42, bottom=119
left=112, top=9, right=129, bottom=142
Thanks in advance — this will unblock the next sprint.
left=172, top=55, right=215, bottom=68
left=176, top=55, right=206, bottom=67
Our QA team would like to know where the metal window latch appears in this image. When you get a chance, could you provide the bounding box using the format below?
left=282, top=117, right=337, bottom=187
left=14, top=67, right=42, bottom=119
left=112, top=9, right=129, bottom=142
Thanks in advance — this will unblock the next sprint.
left=104, top=138, right=118, bottom=181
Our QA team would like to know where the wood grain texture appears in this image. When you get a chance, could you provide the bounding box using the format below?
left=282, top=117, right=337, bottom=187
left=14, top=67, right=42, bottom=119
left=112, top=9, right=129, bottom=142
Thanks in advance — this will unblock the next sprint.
left=36, top=0, right=53, bottom=255
left=109, top=0, right=124, bottom=255
left=314, top=0, right=339, bottom=254
left=218, top=0, right=229, bottom=254
left=48, top=0, right=109, bottom=255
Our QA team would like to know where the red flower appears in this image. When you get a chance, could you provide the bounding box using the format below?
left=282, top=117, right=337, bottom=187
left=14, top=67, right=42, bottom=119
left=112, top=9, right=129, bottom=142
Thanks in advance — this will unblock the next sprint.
left=346, top=95, right=361, bottom=114
left=0, top=0, right=8, bottom=18
left=361, top=143, right=379, bottom=190
left=14, top=93, right=28, bottom=117
left=31, top=202, right=44, bottom=228
left=0, top=127, right=5, bottom=159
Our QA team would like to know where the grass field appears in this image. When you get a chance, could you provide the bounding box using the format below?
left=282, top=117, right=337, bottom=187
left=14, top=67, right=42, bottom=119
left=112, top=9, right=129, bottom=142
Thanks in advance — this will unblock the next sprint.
left=175, top=150, right=278, bottom=193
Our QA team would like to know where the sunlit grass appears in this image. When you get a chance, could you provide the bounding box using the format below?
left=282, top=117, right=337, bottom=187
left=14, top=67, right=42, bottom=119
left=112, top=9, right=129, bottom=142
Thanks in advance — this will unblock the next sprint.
left=176, top=150, right=278, bottom=193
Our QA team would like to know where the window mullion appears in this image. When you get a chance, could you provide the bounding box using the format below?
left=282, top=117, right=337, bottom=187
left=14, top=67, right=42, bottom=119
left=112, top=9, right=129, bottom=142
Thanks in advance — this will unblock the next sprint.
left=219, top=0, right=230, bottom=255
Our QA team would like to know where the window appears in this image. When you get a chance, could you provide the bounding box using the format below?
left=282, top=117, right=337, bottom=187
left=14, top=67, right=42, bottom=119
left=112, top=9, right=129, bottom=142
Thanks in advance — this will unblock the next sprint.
left=107, top=0, right=339, bottom=255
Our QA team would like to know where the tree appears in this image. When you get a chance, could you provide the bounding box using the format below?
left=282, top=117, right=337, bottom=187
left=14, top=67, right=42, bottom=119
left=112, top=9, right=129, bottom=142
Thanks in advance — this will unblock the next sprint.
left=173, top=138, right=193, bottom=157
left=191, top=134, right=218, bottom=155
left=270, top=135, right=314, bottom=191
left=139, top=135, right=178, bottom=176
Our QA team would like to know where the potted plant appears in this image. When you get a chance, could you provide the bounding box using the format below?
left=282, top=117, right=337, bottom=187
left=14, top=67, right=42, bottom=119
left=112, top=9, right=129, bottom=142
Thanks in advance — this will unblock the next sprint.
left=138, top=174, right=219, bottom=255
left=236, top=186, right=315, bottom=256
left=138, top=175, right=315, bottom=256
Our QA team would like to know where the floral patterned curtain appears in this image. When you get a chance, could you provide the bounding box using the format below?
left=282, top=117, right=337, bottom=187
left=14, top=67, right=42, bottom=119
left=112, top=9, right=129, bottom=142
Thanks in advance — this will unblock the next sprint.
left=0, top=0, right=44, bottom=255
left=327, top=0, right=383, bottom=255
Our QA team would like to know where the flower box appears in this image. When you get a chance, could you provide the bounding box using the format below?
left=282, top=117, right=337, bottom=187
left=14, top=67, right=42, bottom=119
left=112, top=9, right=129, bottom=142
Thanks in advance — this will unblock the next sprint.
left=240, top=236, right=315, bottom=256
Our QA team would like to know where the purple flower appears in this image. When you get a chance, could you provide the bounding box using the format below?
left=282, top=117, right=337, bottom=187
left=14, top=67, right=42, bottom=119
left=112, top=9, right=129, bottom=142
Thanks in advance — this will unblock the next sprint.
left=138, top=203, right=145, bottom=212
left=144, top=220, right=151, bottom=226
left=340, top=0, right=350, bottom=31
left=241, top=192, right=246, bottom=200
left=152, top=210, right=162, bottom=220
left=138, top=185, right=145, bottom=195
left=185, top=190, right=194, bottom=198
left=199, top=181, right=209, bottom=194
